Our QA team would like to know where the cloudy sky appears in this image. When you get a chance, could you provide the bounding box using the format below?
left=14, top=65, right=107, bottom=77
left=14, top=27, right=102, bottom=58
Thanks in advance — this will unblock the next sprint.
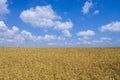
left=0, top=0, right=120, bottom=47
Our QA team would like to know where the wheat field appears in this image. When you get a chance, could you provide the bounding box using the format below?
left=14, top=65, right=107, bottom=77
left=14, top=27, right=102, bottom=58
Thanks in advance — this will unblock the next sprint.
left=0, top=48, right=120, bottom=80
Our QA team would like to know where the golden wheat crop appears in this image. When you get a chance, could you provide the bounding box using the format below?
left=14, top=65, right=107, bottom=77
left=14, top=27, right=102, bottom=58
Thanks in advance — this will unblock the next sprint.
left=0, top=48, right=120, bottom=80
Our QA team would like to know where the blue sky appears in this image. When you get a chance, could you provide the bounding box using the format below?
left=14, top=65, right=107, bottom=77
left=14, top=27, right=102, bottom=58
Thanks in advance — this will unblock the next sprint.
left=0, top=0, right=120, bottom=47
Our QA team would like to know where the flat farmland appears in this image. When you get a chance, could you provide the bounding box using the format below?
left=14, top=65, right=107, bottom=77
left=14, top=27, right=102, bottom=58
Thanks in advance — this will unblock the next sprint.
left=0, top=48, right=120, bottom=80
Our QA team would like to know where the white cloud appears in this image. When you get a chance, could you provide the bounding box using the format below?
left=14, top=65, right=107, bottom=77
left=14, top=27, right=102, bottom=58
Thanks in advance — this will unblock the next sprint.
left=20, top=31, right=57, bottom=42
left=93, top=37, right=112, bottom=43
left=82, top=1, right=93, bottom=14
left=93, top=10, right=99, bottom=15
left=20, top=5, right=60, bottom=28
left=101, top=37, right=112, bottom=41
left=54, top=21, right=73, bottom=30
left=0, top=0, right=9, bottom=19
left=76, top=30, right=95, bottom=44
left=11, top=26, right=19, bottom=33
left=20, top=5, right=73, bottom=38
left=7, top=26, right=19, bottom=36
left=77, top=30, right=95, bottom=37
left=100, top=21, right=120, bottom=32
left=77, top=36, right=112, bottom=45
left=62, top=30, right=72, bottom=37
left=78, top=37, right=91, bottom=44
left=0, top=21, right=24, bottom=43
left=0, top=21, right=59, bottom=47
left=0, top=21, right=8, bottom=31
left=21, top=31, right=56, bottom=42
left=21, top=30, right=37, bottom=41
left=43, top=35, right=56, bottom=41
left=0, top=21, right=117, bottom=47
left=57, top=36, right=66, bottom=41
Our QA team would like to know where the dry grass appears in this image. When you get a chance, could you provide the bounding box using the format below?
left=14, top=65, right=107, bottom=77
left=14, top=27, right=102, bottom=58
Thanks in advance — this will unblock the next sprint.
left=0, top=48, right=120, bottom=80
